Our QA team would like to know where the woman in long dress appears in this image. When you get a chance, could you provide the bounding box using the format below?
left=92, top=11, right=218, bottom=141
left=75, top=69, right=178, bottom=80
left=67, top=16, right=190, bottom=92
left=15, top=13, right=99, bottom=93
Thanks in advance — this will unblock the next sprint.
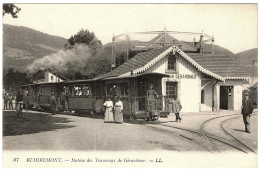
left=114, top=96, right=123, bottom=123
left=103, top=96, right=114, bottom=123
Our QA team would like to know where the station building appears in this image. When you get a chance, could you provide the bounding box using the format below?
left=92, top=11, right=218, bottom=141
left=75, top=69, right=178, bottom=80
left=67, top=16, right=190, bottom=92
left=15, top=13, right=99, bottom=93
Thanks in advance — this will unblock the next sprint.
left=95, top=44, right=250, bottom=113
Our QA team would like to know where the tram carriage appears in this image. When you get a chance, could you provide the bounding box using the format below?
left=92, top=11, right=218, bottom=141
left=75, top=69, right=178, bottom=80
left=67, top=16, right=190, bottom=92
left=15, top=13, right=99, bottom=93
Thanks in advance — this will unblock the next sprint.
left=64, top=80, right=104, bottom=114
left=22, top=72, right=171, bottom=120
left=22, top=82, right=64, bottom=110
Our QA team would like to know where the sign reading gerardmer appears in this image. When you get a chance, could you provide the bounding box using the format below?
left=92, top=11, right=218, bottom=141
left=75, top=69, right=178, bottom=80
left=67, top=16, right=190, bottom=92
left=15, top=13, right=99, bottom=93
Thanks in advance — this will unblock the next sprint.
left=168, top=74, right=196, bottom=79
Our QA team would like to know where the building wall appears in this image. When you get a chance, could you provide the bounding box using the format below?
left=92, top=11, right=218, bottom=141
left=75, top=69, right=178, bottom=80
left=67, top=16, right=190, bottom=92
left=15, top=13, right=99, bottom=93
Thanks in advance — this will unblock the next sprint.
left=151, top=53, right=201, bottom=112
left=200, top=81, right=215, bottom=111
left=44, top=72, right=63, bottom=83
left=145, top=52, right=246, bottom=112
left=216, top=80, right=244, bottom=111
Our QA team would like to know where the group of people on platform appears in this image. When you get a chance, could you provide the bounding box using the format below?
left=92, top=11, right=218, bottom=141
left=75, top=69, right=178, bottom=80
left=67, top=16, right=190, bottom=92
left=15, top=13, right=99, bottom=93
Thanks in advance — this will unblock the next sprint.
left=3, top=90, right=29, bottom=111
left=103, top=96, right=124, bottom=123
left=3, top=92, right=15, bottom=110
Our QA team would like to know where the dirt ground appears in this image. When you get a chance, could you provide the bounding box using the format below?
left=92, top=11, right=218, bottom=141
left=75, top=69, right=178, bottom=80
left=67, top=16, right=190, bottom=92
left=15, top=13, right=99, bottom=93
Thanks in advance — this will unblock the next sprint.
left=3, top=109, right=258, bottom=153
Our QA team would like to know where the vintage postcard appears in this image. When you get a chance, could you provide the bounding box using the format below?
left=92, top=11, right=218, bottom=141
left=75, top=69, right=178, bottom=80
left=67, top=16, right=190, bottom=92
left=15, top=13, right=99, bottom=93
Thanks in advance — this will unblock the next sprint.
left=1, top=3, right=258, bottom=168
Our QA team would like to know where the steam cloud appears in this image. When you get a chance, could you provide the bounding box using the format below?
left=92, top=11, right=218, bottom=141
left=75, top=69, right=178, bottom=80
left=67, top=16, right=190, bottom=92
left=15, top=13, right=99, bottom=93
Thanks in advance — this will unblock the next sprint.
left=28, top=44, right=93, bottom=76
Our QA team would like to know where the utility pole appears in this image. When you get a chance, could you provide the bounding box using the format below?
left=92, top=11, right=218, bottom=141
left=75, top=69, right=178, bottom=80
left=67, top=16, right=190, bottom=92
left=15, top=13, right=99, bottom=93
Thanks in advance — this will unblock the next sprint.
left=111, top=34, right=116, bottom=71
left=126, top=31, right=129, bottom=62
left=211, top=35, right=215, bottom=54
left=164, top=27, right=167, bottom=46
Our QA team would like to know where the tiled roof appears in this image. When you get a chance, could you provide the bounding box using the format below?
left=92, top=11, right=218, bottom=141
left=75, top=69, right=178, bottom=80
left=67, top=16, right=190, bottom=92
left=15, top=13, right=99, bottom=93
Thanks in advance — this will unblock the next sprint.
left=146, top=33, right=196, bottom=51
left=187, top=53, right=250, bottom=78
left=95, top=46, right=250, bottom=81
left=94, top=46, right=171, bottom=80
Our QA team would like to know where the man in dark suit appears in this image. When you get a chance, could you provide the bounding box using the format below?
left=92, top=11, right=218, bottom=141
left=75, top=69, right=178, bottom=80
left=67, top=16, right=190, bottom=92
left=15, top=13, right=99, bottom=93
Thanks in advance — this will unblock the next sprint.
left=241, top=94, right=254, bottom=133
left=50, top=92, right=57, bottom=115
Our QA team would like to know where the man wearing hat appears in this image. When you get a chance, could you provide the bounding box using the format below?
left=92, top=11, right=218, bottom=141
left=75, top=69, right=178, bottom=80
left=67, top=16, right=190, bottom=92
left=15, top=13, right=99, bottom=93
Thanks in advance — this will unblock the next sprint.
left=241, top=93, right=254, bottom=133
left=50, top=92, right=57, bottom=115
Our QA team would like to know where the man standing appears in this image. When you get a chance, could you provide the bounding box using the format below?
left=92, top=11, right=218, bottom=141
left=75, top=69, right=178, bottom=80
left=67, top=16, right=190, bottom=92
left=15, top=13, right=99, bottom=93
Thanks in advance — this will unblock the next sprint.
left=50, top=92, right=57, bottom=115
left=16, top=91, right=23, bottom=116
left=8, top=93, right=13, bottom=110
left=3, top=93, right=8, bottom=110
left=241, top=94, right=254, bottom=133
left=146, top=84, right=158, bottom=121
left=172, top=95, right=182, bottom=122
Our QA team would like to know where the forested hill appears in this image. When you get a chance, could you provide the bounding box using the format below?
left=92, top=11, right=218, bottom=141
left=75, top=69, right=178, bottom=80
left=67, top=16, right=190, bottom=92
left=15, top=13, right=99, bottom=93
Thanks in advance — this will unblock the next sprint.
left=3, top=24, right=67, bottom=72
left=234, top=48, right=258, bottom=76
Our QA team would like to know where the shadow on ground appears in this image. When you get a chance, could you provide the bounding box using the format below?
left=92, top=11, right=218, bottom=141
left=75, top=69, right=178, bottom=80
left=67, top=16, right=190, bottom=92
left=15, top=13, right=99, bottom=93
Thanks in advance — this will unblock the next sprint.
left=3, top=111, right=75, bottom=136
left=57, top=111, right=104, bottom=120
left=124, top=118, right=170, bottom=125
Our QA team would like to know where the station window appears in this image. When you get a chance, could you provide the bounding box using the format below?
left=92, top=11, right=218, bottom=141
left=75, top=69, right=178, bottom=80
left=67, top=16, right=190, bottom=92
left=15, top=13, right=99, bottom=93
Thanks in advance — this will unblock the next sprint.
left=201, top=90, right=205, bottom=104
left=166, top=82, right=177, bottom=98
left=168, top=54, right=176, bottom=70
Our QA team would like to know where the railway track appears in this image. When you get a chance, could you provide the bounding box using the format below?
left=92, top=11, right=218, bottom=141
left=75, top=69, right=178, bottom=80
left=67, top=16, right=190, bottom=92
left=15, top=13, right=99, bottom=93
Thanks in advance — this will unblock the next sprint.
left=148, top=113, right=256, bottom=154
left=220, top=115, right=257, bottom=154
left=147, top=125, right=211, bottom=152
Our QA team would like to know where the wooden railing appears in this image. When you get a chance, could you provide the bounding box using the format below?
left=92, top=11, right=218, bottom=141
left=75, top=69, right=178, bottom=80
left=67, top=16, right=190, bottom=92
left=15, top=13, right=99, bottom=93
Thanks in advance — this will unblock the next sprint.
left=131, top=95, right=170, bottom=113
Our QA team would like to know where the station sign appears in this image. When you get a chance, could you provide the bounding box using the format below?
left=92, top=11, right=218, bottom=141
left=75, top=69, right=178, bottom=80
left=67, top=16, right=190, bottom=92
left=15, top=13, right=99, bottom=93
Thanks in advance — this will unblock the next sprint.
left=168, top=74, right=196, bottom=79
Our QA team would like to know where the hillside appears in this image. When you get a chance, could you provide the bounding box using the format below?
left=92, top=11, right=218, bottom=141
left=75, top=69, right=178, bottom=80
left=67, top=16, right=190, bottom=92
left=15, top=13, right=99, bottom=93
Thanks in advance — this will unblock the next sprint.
left=3, top=24, right=67, bottom=71
left=234, top=48, right=258, bottom=76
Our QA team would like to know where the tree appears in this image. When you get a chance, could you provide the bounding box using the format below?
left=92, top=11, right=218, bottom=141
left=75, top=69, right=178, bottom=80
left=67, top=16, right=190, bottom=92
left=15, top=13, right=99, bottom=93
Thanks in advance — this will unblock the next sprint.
left=3, top=4, right=21, bottom=18
left=3, top=68, right=29, bottom=92
left=243, top=82, right=258, bottom=108
left=66, top=29, right=97, bottom=47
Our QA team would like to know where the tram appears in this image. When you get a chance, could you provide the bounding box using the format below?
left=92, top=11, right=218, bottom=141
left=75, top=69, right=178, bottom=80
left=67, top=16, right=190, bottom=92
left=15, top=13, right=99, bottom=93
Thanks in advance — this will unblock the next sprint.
left=22, top=72, right=171, bottom=120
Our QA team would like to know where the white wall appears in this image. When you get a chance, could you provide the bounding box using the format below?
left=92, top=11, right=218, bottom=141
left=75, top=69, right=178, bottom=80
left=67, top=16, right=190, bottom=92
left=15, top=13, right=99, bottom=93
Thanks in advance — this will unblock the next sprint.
left=233, top=85, right=242, bottom=110
left=150, top=54, right=201, bottom=112
left=216, top=80, right=244, bottom=111
left=44, top=72, right=63, bottom=83
left=201, top=81, right=215, bottom=111
left=145, top=52, right=246, bottom=112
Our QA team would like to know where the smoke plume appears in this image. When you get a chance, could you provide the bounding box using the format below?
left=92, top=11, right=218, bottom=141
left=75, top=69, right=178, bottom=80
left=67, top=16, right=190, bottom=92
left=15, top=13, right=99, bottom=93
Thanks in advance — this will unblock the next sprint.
left=27, top=44, right=110, bottom=79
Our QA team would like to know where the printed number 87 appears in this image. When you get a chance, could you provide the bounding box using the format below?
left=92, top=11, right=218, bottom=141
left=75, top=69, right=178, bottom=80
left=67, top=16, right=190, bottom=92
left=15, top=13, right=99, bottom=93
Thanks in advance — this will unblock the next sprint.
left=13, top=158, right=19, bottom=162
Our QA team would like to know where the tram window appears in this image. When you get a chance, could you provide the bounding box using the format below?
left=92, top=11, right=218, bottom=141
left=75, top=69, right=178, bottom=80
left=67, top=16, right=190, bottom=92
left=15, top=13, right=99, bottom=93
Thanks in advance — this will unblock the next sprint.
left=168, top=54, right=176, bottom=70
left=73, top=85, right=90, bottom=96
left=166, top=82, right=177, bottom=98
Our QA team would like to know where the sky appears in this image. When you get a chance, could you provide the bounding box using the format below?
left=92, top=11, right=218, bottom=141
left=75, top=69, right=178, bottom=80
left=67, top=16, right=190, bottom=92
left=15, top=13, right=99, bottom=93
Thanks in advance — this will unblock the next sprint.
left=2, top=3, right=258, bottom=53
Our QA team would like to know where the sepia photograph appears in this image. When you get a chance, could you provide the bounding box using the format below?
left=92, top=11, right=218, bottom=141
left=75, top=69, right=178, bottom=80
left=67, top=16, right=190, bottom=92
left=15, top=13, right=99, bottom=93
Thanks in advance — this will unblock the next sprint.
left=1, top=2, right=258, bottom=168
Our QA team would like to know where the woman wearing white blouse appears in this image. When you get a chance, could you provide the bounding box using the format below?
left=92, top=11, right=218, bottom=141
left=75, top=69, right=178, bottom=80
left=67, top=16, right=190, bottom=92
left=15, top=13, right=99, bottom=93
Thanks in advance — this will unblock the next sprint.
left=114, top=96, right=123, bottom=123
left=103, top=96, right=114, bottom=123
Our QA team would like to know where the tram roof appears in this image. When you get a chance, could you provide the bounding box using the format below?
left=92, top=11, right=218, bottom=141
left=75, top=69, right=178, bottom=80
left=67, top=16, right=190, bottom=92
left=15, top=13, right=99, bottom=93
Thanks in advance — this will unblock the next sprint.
left=22, top=81, right=64, bottom=86
left=101, top=72, right=170, bottom=80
